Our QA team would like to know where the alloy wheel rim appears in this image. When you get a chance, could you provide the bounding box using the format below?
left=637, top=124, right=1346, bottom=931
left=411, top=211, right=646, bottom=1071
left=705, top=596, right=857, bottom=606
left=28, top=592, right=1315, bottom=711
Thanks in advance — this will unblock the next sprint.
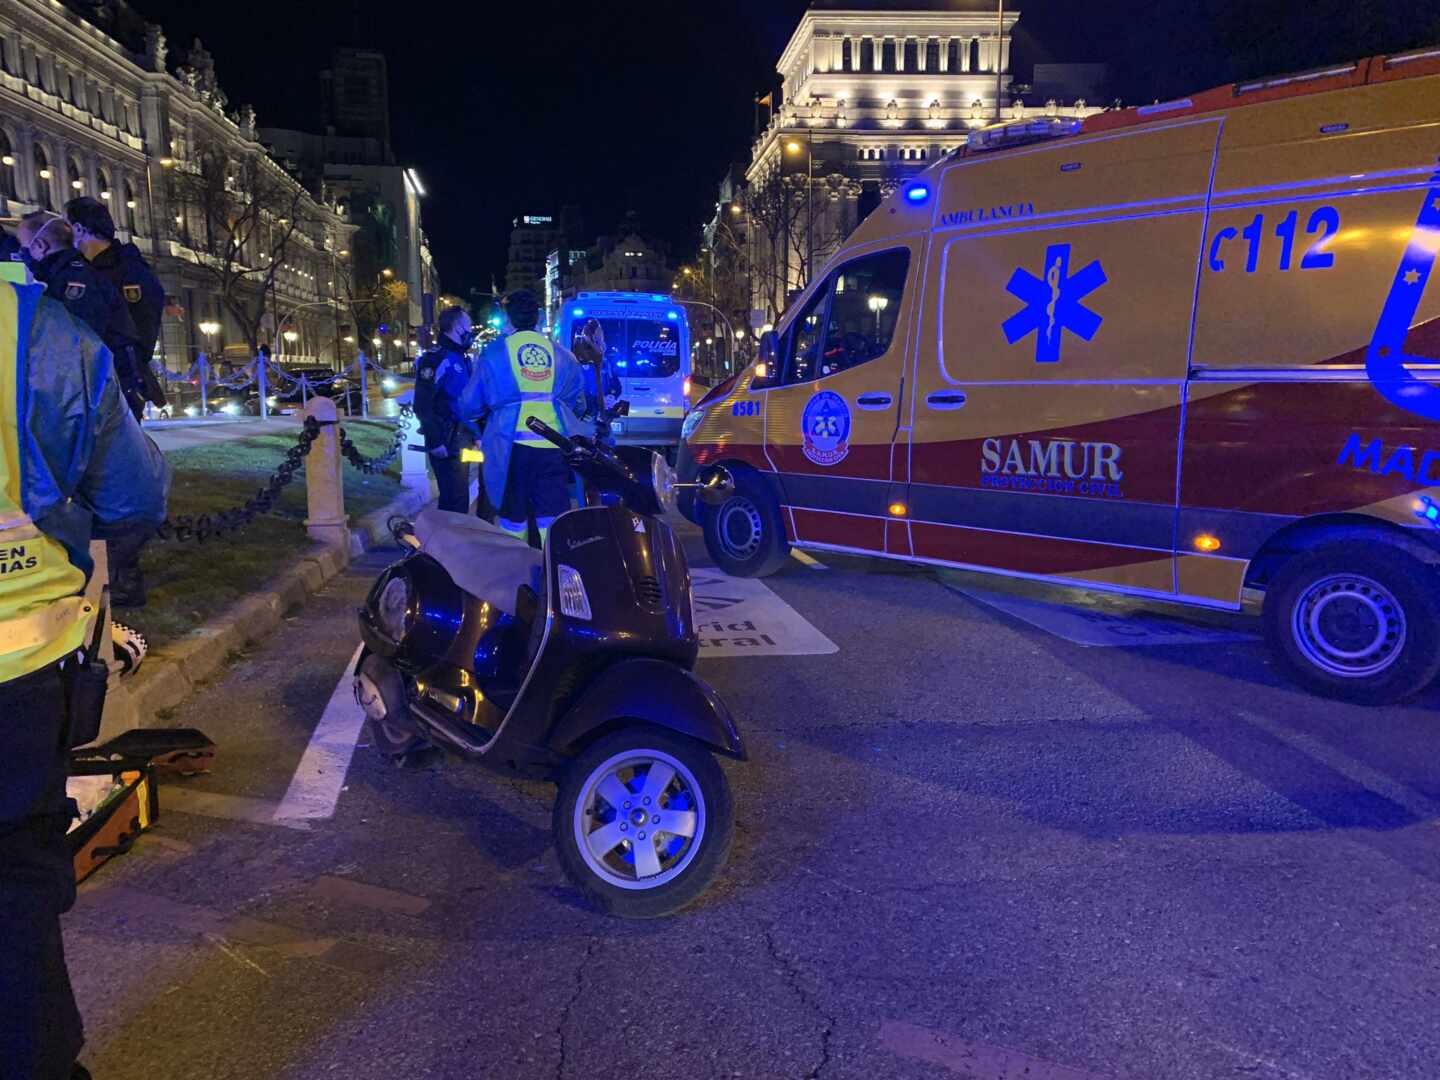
left=717, top=497, right=763, bottom=561
left=1292, top=573, right=1407, bottom=678
left=573, top=748, right=706, bottom=891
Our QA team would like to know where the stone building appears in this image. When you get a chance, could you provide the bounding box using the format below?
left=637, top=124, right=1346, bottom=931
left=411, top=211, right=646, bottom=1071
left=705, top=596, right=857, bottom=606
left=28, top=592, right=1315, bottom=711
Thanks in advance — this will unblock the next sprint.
left=733, top=0, right=1100, bottom=321
left=0, top=0, right=354, bottom=370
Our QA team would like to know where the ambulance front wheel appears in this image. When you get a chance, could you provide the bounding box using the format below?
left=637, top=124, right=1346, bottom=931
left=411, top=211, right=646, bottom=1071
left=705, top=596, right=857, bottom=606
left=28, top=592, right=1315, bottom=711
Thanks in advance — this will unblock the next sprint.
left=701, top=471, right=789, bottom=578
left=1263, top=541, right=1440, bottom=706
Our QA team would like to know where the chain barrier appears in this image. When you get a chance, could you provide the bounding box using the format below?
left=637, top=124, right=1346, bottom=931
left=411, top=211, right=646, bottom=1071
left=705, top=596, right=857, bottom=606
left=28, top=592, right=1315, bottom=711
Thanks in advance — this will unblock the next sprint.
left=339, top=403, right=413, bottom=474
left=154, top=416, right=323, bottom=543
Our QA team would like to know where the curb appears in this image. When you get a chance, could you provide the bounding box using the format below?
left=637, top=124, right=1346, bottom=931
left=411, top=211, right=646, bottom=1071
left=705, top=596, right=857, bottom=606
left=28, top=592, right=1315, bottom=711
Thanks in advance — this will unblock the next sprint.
left=102, top=479, right=433, bottom=734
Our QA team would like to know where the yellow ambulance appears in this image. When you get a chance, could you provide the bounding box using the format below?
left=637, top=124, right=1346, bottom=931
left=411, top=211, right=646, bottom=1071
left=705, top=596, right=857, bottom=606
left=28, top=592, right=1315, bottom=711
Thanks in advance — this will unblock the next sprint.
left=679, top=48, right=1440, bottom=705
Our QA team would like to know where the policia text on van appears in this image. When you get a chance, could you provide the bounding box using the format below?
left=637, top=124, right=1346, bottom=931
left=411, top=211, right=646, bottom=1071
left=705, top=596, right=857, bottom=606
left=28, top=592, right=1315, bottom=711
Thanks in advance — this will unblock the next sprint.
left=679, top=47, right=1440, bottom=706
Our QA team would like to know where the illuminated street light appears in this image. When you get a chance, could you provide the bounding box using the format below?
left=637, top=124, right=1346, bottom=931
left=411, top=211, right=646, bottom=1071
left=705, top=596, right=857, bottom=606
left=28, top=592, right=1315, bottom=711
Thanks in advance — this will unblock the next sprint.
left=382, top=268, right=394, bottom=278
left=282, top=330, right=298, bottom=344
left=786, top=141, right=802, bottom=153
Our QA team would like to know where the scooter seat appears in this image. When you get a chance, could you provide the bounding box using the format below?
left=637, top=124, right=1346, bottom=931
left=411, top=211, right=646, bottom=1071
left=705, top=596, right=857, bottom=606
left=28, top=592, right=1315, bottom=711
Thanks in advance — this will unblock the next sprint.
left=413, top=509, right=543, bottom=615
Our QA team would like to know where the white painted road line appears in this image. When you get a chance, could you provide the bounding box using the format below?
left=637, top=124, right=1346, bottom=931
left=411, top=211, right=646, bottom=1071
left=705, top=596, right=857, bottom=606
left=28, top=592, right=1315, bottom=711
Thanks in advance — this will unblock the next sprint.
left=790, top=548, right=828, bottom=570
left=166, top=789, right=302, bottom=830
left=273, top=644, right=367, bottom=825
left=691, top=571, right=837, bottom=657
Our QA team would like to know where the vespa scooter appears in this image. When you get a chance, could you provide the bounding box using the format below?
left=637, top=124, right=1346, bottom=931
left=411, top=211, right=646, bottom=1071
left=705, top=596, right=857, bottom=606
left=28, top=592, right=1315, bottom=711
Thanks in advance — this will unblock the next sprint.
left=355, top=416, right=740, bottom=917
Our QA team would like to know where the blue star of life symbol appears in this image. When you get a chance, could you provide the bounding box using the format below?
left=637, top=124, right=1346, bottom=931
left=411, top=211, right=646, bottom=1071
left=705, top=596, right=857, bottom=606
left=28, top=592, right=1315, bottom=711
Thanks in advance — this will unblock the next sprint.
left=1002, top=243, right=1107, bottom=363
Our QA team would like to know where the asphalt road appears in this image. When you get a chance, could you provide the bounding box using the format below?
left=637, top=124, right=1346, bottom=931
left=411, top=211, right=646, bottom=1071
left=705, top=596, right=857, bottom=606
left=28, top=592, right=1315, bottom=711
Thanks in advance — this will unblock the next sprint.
left=65, top=528, right=1440, bottom=1080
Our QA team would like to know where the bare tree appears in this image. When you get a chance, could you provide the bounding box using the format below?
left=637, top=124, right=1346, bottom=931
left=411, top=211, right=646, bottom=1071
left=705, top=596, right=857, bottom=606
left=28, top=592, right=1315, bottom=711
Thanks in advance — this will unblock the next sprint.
left=165, top=132, right=320, bottom=355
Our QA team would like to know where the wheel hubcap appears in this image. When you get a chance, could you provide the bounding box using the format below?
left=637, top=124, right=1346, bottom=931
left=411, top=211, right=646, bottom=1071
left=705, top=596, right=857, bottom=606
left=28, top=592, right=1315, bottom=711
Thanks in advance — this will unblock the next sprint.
left=1292, top=573, right=1407, bottom=678
left=717, top=497, right=763, bottom=562
left=573, top=749, right=706, bottom=891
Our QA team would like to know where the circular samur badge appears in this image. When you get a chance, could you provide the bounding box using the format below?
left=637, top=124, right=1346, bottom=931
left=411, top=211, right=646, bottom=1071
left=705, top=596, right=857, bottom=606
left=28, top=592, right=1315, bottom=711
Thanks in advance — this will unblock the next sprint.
left=801, top=390, right=851, bottom=467
left=517, top=342, right=553, bottom=382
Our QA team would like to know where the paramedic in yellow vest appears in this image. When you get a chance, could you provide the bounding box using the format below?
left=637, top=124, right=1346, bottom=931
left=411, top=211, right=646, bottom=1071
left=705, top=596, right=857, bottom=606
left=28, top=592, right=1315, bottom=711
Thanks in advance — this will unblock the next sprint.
left=0, top=280, right=169, bottom=1079
left=461, top=289, right=586, bottom=544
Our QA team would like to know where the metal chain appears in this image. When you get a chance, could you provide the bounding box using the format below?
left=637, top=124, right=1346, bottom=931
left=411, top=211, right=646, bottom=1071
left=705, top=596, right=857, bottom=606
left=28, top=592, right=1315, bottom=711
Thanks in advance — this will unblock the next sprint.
left=338, top=403, right=413, bottom=475
left=155, top=416, right=323, bottom=543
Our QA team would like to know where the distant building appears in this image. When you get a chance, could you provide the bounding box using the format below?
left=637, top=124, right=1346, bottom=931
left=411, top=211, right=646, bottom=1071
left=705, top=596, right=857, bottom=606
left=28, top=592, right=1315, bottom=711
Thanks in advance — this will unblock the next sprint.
left=506, top=214, right=561, bottom=297
left=578, top=231, right=672, bottom=295
left=0, top=0, right=354, bottom=368
left=320, top=47, right=391, bottom=154
left=737, top=0, right=1101, bottom=318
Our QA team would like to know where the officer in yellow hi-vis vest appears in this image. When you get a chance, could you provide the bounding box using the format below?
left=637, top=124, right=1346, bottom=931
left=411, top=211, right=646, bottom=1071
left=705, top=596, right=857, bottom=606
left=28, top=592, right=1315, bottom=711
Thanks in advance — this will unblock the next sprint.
left=0, top=280, right=169, bottom=1079
left=461, top=290, right=586, bottom=544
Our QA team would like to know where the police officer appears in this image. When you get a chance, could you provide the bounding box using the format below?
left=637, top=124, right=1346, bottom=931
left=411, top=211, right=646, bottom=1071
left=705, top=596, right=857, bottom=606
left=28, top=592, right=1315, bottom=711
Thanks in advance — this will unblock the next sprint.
left=572, top=317, right=622, bottom=419
left=414, top=306, right=482, bottom=514
left=462, top=289, right=586, bottom=544
left=64, top=196, right=167, bottom=415
left=16, top=213, right=143, bottom=414
left=0, top=279, right=170, bottom=1079
left=18, top=213, right=153, bottom=607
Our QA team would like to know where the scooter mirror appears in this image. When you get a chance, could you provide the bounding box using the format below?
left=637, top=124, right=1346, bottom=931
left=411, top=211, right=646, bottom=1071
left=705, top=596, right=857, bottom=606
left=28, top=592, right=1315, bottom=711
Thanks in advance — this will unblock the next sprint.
left=695, top=465, right=735, bottom=506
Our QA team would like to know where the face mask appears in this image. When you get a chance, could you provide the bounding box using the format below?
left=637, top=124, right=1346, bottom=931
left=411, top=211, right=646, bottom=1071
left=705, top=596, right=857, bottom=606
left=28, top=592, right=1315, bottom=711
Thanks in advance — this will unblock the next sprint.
left=458, top=329, right=477, bottom=349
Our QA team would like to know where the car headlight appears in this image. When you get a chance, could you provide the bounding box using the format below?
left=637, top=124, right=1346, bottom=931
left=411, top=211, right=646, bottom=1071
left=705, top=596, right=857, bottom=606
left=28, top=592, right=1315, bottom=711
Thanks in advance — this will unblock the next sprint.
left=651, top=453, right=678, bottom=517
left=221, top=402, right=241, bottom=415
left=681, top=408, right=706, bottom=441
left=376, top=574, right=414, bottom=641
left=265, top=396, right=278, bottom=407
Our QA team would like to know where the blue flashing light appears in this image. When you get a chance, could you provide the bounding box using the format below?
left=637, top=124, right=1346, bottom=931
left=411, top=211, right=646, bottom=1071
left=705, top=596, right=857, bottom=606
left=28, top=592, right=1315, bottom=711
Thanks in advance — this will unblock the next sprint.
left=1419, top=496, right=1440, bottom=529
left=572, top=307, right=584, bottom=317
left=651, top=294, right=667, bottom=302
left=904, top=184, right=931, bottom=204
left=666, top=310, right=679, bottom=321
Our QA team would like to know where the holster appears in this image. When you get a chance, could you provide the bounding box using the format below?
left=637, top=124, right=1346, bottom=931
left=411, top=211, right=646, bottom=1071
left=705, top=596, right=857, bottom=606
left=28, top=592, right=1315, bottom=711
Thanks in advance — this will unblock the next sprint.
left=62, top=608, right=110, bottom=749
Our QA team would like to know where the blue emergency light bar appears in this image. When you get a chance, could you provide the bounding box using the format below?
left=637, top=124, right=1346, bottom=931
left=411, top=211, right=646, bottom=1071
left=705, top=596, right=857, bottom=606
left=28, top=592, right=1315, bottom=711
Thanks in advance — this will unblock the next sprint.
left=904, top=184, right=931, bottom=204
left=1418, top=496, right=1440, bottom=529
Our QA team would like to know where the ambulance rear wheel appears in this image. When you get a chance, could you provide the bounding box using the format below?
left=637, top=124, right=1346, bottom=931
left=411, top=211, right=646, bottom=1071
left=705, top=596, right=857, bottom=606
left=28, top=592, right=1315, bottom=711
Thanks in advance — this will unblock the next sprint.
left=702, top=472, right=789, bottom=577
left=1263, top=542, right=1440, bottom=705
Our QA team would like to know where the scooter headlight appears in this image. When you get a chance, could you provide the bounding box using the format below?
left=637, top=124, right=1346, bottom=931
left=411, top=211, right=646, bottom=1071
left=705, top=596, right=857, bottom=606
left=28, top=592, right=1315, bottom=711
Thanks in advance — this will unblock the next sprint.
left=651, top=453, right=678, bottom=518
left=556, top=564, right=593, bottom=621
left=681, top=408, right=705, bottom=441
left=376, top=573, right=414, bottom=641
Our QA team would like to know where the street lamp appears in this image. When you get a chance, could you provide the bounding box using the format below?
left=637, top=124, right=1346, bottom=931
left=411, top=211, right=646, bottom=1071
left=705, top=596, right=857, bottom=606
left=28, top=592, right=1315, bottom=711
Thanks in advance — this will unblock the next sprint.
left=867, top=294, right=889, bottom=335
left=282, top=330, right=298, bottom=344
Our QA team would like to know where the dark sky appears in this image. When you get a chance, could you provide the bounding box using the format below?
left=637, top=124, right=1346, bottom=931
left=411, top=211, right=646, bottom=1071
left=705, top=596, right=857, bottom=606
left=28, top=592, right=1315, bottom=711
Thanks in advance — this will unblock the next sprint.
left=135, top=0, right=1440, bottom=297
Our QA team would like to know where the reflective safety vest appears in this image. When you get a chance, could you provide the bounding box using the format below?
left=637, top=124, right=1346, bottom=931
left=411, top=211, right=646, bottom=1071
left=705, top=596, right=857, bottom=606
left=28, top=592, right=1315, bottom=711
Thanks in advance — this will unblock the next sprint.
left=0, top=283, right=91, bottom=684
left=506, top=331, right=562, bottom=446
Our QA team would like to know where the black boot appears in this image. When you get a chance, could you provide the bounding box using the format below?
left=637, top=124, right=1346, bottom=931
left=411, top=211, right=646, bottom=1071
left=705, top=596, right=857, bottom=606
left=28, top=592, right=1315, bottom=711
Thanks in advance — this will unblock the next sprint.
left=110, top=563, right=147, bottom=608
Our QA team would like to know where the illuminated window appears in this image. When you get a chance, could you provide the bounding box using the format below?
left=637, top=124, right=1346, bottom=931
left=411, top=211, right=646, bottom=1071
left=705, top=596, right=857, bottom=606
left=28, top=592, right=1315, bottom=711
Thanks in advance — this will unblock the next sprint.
left=0, top=130, right=14, bottom=199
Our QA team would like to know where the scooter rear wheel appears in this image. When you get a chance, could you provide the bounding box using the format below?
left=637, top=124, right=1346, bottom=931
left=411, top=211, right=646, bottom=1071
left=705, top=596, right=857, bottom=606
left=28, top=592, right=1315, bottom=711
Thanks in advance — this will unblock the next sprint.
left=555, top=724, right=734, bottom=918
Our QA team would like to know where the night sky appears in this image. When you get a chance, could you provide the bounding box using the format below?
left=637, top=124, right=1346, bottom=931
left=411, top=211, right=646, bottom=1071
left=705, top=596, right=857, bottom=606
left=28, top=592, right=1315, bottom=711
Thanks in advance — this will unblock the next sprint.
left=135, top=0, right=1440, bottom=297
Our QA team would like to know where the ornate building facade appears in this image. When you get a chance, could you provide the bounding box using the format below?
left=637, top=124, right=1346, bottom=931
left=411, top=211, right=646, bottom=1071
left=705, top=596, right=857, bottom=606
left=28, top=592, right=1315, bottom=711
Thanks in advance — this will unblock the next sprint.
left=0, top=0, right=354, bottom=370
left=734, top=1, right=1100, bottom=321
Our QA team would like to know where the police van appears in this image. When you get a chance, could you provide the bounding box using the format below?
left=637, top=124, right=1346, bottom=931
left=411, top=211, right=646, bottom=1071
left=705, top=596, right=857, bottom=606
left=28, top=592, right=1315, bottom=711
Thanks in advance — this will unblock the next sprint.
left=556, top=292, right=691, bottom=450
left=679, top=48, right=1440, bottom=705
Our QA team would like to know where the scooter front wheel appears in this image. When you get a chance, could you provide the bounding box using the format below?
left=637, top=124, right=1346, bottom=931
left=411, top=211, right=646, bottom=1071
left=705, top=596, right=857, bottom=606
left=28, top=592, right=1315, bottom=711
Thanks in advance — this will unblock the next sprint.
left=356, top=653, right=431, bottom=760
left=555, top=725, right=734, bottom=918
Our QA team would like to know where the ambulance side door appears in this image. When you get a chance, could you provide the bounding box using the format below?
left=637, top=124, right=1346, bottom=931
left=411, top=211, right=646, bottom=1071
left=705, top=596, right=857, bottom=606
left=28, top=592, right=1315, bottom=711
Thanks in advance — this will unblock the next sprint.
left=762, top=241, right=918, bottom=555
left=905, top=120, right=1223, bottom=595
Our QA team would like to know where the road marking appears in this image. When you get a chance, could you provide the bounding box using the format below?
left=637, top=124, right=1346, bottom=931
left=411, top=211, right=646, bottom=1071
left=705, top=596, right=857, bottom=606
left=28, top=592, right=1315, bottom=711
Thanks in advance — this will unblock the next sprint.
left=273, top=644, right=367, bottom=825
left=165, top=788, right=303, bottom=830
left=691, top=570, right=837, bottom=657
left=947, top=581, right=1258, bottom=648
left=878, top=1020, right=1110, bottom=1079
left=1239, top=709, right=1440, bottom=823
left=790, top=548, right=828, bottom=570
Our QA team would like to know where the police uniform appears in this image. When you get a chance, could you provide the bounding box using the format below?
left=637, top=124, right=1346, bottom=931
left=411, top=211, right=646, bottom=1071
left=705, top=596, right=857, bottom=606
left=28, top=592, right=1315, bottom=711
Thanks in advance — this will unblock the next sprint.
left=86, top=240, right=166, bottom=411
left=29, top=247, right=144, bottom=416
left=414, top=337, right=481, bottom=514
left=0, top=282, right=170, bottom=1078
left=462, top=329, right=587, bottom=543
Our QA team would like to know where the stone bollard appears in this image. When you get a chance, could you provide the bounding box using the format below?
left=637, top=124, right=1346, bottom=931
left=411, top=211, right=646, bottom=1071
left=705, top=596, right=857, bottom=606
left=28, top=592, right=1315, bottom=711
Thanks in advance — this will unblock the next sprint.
left=303, top=396, right=349, bottom=546
left=396, top=391, right=433, bottom=496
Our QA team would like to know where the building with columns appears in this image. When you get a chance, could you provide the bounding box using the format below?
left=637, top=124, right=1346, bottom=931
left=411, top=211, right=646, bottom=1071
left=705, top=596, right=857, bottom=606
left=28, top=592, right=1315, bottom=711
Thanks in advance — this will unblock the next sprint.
left=734, top=0, right=1099, bottom=321
left=0, top=0, right=355, bottom=371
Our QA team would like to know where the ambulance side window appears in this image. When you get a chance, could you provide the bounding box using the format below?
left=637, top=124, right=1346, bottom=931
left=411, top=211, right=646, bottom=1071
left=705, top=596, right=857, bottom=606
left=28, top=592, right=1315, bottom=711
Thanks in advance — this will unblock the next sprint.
left=783, top=285, right=829, bottom=384
left=819, top=249, right=909, bottom=377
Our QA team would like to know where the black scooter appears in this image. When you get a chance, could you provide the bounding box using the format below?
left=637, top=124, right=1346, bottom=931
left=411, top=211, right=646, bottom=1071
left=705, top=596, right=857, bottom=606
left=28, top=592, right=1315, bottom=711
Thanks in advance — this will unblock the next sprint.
left=354, top=414, right=740, bottom=917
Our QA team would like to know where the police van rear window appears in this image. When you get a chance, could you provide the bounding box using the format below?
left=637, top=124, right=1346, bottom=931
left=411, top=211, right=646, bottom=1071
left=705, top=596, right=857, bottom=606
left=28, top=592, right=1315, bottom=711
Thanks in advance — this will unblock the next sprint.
left=574, top=317, right=681, bottom=380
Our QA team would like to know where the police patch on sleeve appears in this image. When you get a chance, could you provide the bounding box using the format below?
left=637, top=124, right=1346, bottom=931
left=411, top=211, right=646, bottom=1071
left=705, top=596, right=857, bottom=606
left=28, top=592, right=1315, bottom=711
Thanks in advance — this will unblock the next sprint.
left=801, top=390, right=852, bottom=466
left=64, top=282, right=86, bottom=301
left=419, top=365, right=435, bottom=381
left=123, top=284, right=142, bottom=303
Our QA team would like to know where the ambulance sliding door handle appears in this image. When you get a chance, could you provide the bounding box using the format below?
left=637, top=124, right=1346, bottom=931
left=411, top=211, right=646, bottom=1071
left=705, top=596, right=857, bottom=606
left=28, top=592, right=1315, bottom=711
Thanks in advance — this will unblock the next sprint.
left=856, top=393, right=893, bottom=409
left=926, top=392, right=968, bottom=410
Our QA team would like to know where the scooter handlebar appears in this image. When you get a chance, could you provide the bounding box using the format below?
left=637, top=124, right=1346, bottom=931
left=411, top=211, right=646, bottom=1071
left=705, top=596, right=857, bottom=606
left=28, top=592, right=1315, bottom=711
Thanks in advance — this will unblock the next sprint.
left=525, top=416, right=576, bottom=453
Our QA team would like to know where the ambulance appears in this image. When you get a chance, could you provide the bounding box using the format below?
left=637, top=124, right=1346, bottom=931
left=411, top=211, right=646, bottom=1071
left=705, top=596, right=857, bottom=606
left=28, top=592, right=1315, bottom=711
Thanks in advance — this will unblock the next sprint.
left=679, top=48, right=1440, bottom=705
left=556, top=292, right=691, bottom=450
